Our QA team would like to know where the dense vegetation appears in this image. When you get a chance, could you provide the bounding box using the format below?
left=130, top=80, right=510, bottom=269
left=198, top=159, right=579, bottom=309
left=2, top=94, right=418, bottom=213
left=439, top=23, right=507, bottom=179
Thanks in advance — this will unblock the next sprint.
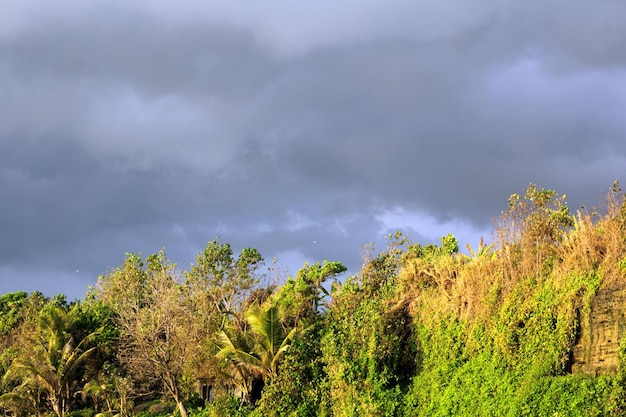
left=2, top=183, right=626, bottom=416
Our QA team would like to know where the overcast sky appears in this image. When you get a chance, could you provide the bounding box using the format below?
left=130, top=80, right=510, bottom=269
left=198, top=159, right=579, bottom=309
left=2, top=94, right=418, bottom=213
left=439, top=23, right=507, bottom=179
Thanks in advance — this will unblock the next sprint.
left=1, top=1, right=625, bottom=300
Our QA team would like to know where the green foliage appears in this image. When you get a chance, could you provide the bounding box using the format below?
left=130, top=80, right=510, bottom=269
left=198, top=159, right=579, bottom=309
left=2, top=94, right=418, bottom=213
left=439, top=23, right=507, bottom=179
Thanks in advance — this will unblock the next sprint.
left=244, top=302, right=297, bottom=380
left=4, top=184, right=626, bottom=417
left=212, top=261, right=344, bottom=415
left=5, top=303, right=100, bottom=417
left=400, top=183, right=626, bottom=416
left=92, top=253, right=149, bottom=314
left=66, top=408, right=96, bottom=417
left=252, top=322, right=330, bottom=417
left=0, top=291, right=29, bottom=335
left=186, top=238, right=263, bottom=319
left=271, top=261, right=347, bottom=327
left=0, top=296, right=48, bottom=416
left=73, top=300, right=119, bottom=370
left=191, top=396, right=252, bottom=417
left=403, top=268, right=618, bottom=415
left=82, top=365, right=133, bottom=416
left=321, top=259, right=416, bottom=416
left=216, top=300, right=296, bottom=404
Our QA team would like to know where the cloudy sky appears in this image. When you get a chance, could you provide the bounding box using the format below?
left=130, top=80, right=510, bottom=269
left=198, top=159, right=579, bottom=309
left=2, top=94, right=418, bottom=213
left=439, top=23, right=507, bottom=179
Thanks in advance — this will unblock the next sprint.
left=1, top=1, right=625, bottom=300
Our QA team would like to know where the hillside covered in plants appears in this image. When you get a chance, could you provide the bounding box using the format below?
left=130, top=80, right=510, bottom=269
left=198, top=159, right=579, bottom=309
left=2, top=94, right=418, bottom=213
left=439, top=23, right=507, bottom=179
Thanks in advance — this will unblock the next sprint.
left=2, top=183, right=626, bottom=417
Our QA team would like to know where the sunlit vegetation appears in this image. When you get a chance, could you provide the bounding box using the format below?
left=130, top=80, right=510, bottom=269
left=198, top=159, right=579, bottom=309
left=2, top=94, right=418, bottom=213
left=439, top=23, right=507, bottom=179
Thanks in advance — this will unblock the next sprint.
left=2, top=183, right=626, bottom=416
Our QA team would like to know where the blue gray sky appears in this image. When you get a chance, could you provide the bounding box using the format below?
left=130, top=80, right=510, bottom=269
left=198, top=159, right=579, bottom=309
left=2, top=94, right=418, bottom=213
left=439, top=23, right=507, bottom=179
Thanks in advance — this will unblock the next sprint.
left=1, top=1, right=625, bottom=300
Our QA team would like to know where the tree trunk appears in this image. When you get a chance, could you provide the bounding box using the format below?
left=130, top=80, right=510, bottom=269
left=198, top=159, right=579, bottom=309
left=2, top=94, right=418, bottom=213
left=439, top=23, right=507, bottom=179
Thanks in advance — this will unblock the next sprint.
left=168, top=380, right=187, bottom=417
left=51, top=395, right=62, bottom=417
left=175, top=398, right=188, bottom=417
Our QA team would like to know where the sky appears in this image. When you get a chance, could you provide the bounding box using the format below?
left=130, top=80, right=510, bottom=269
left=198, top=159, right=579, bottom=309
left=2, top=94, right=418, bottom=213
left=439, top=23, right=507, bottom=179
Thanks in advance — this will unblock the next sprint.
left=1, top=1, right=625, bottom=300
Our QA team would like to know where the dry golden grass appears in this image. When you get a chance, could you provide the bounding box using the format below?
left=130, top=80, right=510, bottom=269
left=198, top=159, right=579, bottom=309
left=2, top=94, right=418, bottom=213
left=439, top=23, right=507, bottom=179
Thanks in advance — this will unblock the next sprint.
left=398, top=183, right=626, bottom=333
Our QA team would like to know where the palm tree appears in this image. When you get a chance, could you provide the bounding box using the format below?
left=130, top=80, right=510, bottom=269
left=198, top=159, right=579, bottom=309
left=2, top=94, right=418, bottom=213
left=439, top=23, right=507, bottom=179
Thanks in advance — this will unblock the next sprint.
left=245, top=303, right=296, bottom=380
left=216, top=328, right=260, bottom=403
left=9, top=305, right=98, bottom=417
left=0, top=380, right=46, bottom=417
left=82, top=373, right=132, bottom=417
left=83, top=378, right=114, bottom=414
left=216, top=301, right=296, bottom=403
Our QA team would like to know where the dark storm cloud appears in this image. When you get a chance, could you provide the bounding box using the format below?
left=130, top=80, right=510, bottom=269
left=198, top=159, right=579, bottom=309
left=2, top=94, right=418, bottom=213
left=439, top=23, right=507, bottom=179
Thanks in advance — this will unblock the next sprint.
left=1, top=0, right=625, bottom=299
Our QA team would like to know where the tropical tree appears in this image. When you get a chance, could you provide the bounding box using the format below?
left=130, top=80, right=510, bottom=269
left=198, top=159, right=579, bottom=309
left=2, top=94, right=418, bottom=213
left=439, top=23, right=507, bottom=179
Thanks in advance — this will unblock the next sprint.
left=217, top=301, right=296, bottom=403
left=82, top=369, right=133, bottom=417
left=271, top=261, right=347, bottom=327
left=251, top=261, right=346, bottom=416
left=0, top=379, right=46, bottom=417
left=6, top=305, right=99, bottom=417
left=216, top=326, right=259, bottom=403
left=245, top=302, right=296, bottom=380
left=186, top=238, right=263, bottom=324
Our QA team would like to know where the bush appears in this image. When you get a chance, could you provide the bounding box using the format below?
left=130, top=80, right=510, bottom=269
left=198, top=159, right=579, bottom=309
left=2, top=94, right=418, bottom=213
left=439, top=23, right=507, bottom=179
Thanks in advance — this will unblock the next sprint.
left=191, top=396, right=252, bottom=417
left=134, top=400, right=176, bottom=417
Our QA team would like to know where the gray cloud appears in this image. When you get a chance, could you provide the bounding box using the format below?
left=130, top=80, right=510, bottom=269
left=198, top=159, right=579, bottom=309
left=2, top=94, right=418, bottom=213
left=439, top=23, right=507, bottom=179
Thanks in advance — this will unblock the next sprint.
left=1, top=1, right=625, bottom=299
